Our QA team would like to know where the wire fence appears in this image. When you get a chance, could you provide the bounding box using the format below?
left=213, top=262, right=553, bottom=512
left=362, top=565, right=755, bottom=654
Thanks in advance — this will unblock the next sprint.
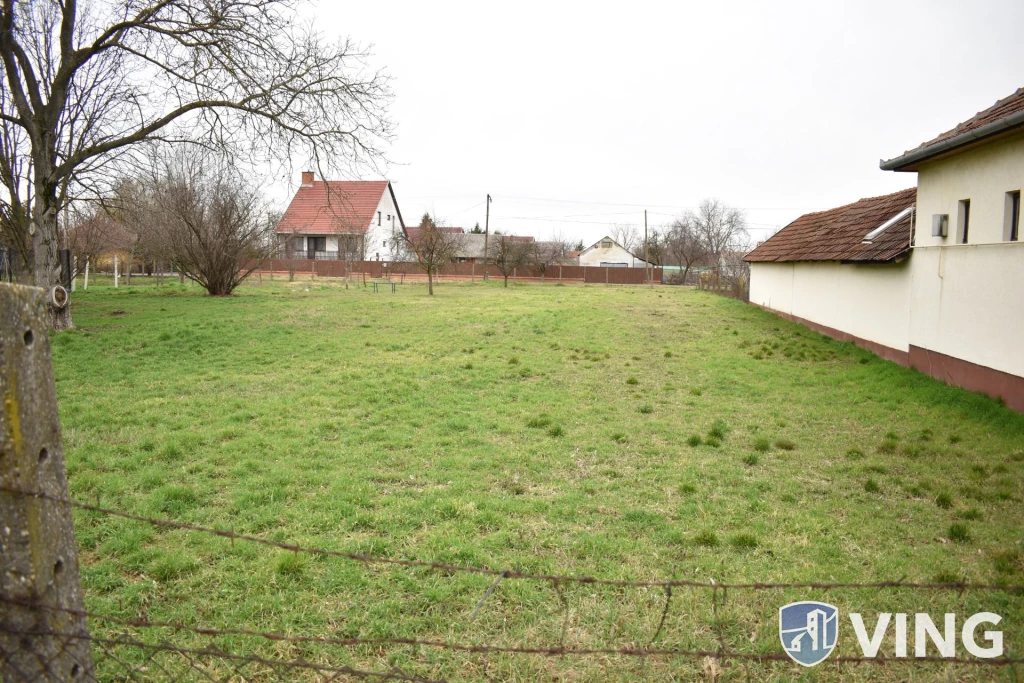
left=2, top=483, right=1022, bottom=682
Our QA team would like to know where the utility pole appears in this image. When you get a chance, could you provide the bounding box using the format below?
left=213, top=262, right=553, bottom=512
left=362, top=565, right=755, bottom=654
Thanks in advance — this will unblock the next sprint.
left=483, top=194, right=492, bottom=281
left=644, top=210, right=649, bottom=285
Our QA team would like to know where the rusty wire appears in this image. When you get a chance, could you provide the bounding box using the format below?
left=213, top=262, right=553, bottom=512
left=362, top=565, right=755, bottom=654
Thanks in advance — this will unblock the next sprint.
left=2, top=484, right=1022, bottom=593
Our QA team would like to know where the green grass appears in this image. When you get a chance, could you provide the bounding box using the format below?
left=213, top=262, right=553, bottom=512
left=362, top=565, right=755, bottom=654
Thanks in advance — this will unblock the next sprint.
left=52, top=278, right=1024, bottom=681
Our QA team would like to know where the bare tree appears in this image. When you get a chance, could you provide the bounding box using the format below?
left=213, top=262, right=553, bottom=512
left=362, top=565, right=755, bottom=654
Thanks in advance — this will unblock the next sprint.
left=610, top=224, right=640, bottom=253
left=404, top=213, right=463, bottom=295
left=532, top=233, right=571, bottom=281
left=489, top=235, right=536, bottom=288
left=689, top=199, right=748, bottom=266
left=0, top=0, right=392, bottom=329
left=66, top=206, right=130, bottom=282
left=147, top=149, right=275, bottom=296
left=663, top=216, right=708, bottom=285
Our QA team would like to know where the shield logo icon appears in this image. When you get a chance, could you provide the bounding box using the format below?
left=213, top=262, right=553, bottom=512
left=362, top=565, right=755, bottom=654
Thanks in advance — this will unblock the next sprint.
left=779, top=601, right=839, bottom=667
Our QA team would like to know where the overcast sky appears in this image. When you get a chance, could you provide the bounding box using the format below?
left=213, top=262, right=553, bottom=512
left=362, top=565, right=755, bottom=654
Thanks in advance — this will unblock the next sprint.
left=277, top=0, right=1024, bottom=246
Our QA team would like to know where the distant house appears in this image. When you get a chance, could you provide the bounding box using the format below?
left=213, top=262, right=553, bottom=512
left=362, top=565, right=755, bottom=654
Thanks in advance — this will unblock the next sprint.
left=398, top=228, right=538, bottom=263
left=577, top=236, right=650, bottom=268
left=276, top=173, right=405, bottom=261
left=747, top=87, right=1024, bottom=411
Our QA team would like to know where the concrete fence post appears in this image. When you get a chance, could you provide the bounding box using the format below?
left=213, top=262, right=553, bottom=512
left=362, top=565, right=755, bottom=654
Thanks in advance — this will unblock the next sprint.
left=0, top=284, right=93, bottom=681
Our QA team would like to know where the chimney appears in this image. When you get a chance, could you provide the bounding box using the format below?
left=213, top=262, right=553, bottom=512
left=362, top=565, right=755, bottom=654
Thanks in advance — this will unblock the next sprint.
left=300, top=171, right=315, bottom=187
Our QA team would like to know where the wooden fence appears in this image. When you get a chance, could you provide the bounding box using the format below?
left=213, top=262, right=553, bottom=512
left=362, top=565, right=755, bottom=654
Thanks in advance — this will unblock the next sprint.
left=249, top=259, right=663, bottom=285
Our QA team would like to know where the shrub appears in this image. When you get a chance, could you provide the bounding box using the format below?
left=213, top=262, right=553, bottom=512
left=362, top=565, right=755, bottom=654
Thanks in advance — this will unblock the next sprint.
left=948, top=523, right=970, bottom=543
left=664, top=351, right=672, bottom=358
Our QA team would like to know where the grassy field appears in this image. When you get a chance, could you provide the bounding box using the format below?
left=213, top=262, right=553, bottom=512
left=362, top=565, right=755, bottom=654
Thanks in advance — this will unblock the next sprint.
left=52, top=277, right=1024, bottom=681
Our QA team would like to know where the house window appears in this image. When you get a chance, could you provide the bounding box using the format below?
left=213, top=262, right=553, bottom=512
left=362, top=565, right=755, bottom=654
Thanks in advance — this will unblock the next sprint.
left=378, top=211, right=382, bottom=226
left=957, top=199, right=970, bottom=244
left=600, top=239, right=613, bottom=249
left=1006, top=191, right=1021, bottom=242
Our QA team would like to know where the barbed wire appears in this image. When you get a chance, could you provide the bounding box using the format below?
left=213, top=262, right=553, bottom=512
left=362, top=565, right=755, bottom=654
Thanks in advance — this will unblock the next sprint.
left=0, top=625, right=445, bottom=683
left=3, top=484, right=1022, bottom=593
left=2, top=603, right=1022, bottom=669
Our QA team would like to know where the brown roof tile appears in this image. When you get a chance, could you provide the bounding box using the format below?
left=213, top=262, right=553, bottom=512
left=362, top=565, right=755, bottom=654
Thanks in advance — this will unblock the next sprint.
left=277, top=180, right=390, bottom=235
left=744, top=187, right=917, bottom=263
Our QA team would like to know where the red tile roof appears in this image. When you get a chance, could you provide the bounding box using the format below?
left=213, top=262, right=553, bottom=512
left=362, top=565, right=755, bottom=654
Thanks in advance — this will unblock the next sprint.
left=277, top=180, right=390, bottom=235
left=882, top=88, right=1024, bottom=170
left=744, top=187, right=917, bottom=263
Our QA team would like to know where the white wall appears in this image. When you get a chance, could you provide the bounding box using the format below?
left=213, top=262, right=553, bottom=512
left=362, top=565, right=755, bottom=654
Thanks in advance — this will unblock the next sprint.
left=913, top=130, right=1024, bottom=248
left=750, top=260, right=911, bottom=352
left=906, top=131, right=1024, bottom=377
left=364, top=185, right=403, bottom=261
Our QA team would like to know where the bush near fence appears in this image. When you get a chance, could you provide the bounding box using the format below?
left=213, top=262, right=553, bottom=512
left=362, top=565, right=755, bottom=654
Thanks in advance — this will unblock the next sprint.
left=698, top=264, right=750, bottom=301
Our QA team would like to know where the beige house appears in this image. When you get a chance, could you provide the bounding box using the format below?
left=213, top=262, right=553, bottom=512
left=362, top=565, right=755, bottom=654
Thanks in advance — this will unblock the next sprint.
left=578, top=236, right=650, bottom=268
left=747, top=88, right=1023, bottom=411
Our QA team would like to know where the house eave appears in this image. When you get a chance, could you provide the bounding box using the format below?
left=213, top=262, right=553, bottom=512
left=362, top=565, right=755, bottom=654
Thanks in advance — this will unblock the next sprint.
left=880, top=109, right=1024, bottom=172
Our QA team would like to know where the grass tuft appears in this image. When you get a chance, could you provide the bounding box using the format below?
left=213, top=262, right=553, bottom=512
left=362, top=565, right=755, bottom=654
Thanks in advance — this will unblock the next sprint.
left=948, top=523, right=970, bottom=543
left=707, top=420, right=729, bottom=440
left=729, top=533, right=759, bottom=551
left=864, top=478, right=881, bottom=494
left=693, top=530, right=719, bottom=547
left=935, top=492, right=954, bottom=509
left=686, top=435, right=702, bottom=447
left=752, top=437, right=772, bottom=453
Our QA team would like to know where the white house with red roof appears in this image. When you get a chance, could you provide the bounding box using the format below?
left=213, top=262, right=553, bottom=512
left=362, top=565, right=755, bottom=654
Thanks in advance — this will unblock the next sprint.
left=276, top=172, right=405, bottom=261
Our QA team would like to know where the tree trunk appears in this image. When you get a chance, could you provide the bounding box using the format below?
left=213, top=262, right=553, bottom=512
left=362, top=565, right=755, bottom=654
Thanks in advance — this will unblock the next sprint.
left=682, top=264, right=691, bottom=285
left=503, top=274, right=509, bottom=288
left=32, top=181, right=72, bottom=330
left=428, top=270, right=434, bottom=295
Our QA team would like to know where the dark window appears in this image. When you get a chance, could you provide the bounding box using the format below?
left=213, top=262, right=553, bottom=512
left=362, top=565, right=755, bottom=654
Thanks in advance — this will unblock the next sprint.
left=1009, top=191, right=1021, bottom=242
left=378, top=211, right=382, bottom=226
left=958, top=199, right=970, bottom=244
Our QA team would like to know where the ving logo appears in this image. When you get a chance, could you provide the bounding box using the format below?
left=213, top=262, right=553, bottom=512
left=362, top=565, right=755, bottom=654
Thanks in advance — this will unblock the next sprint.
left=779, top=601, right=839, bottom=667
